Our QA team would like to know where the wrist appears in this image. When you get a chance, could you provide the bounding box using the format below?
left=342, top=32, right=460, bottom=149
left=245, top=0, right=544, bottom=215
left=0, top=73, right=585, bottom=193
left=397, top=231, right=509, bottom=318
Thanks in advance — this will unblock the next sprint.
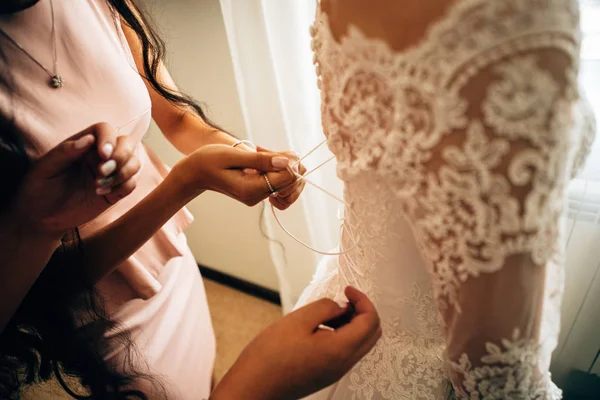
left=1, top=202, right=63, bottom=245
left=165, top=163, right=205, bottom=204
left=232, top=139, right=257, bottom=152
left=0, top=208, right=62, bottom=255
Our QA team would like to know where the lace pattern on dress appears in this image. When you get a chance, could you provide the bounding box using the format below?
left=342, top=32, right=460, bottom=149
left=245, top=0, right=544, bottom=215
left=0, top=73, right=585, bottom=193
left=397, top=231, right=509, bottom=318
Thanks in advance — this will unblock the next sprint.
left=304, top=0, right=594, bottom=399
left=312, top=0, right=582, bottom=306
left=449, top=330, right=562, bottom=400
left=347, top=283, right=447, bottom=400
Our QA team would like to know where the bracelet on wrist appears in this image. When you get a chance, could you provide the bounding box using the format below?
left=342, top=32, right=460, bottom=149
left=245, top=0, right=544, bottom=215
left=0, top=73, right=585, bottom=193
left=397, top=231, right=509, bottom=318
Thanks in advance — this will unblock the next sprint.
left=232, top=140, right=257, bottom=151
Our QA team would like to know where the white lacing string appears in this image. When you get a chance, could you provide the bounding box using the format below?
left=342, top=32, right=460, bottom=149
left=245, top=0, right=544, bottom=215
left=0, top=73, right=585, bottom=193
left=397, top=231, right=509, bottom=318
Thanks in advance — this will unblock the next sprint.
left=295, top=155, right=343, bottom=202
left=270, top=203, right=358, bottom=256
left=270, top=139, right=359, bottom=256
left=291, top=139, right=327, bottom=168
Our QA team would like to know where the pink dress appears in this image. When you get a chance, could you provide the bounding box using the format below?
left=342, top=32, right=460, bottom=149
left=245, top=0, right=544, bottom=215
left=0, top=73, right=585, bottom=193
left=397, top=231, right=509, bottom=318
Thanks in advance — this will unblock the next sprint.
left=0, top=1, right=215, bottom=398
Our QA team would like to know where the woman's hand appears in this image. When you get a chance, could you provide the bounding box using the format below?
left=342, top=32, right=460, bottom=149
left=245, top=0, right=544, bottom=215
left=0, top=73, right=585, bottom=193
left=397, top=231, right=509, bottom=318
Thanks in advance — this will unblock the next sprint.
left=12, top=123, right=140, bottom=237
left=256, top=146, right=307, bottom=210
left=0, top=123, right=140, bottom=332
left=211, top=287, right=382, bottom=400
left=170, top=144, right=299, bottom=207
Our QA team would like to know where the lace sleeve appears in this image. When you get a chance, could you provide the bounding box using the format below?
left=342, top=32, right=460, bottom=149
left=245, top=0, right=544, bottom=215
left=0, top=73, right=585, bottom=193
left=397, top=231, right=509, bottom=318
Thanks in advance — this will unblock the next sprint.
left=318, top=0, right=582, bottom=397
left=436, top=53, right=577, bottom=397
left=404, top=17, right=579, bottom=400
left=406, top=17, right=579, bottom=400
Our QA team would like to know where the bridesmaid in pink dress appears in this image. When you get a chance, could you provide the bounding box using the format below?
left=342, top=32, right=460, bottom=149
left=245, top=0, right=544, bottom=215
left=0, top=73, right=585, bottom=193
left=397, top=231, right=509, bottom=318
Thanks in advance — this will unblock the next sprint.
left=0, top=0, right=305, bottom=398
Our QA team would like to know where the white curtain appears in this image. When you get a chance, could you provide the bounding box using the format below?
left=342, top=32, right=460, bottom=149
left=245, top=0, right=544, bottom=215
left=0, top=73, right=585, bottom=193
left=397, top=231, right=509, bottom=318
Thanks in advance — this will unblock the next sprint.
left=551, top=0, right=600, bottom=385
left=219, top=0, right=338, bottom=313
left=220, top=0, right=600, bottom=379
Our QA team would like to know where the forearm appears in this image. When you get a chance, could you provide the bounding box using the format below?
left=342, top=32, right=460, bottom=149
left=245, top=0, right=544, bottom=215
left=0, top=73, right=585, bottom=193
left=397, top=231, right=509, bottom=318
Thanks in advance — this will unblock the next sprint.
left=0, top=212, right=61, bottom=332
left=210, top=350, right=281, bottom=400
left=210, top=373, right=270, bottom=400
left=81, top=174, right=199, bottom=283
left=209, top=382, right=247, bottom=400
left=120, top=18, right=239, bottom=155
left=163, top=111, right=238, bottom=155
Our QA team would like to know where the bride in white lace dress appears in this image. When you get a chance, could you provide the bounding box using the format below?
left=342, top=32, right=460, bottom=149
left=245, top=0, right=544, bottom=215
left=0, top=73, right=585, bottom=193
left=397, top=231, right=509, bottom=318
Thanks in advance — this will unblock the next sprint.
left=295, top=0, right=597, bottom=399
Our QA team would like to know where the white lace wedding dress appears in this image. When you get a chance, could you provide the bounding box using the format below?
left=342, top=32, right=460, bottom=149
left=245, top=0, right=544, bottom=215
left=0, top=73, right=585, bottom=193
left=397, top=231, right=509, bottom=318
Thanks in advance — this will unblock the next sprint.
left=295, top=1, right=597, bottom=399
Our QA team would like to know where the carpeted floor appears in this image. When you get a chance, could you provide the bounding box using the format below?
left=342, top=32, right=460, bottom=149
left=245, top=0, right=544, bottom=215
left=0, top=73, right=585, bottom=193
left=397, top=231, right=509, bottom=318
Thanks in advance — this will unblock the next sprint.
left=203, top=278, right=283, bottom=382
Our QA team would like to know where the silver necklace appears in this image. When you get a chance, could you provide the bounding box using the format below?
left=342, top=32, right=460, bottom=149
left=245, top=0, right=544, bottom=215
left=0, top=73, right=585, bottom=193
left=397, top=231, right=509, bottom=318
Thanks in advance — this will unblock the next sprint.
left=0, top=0, right=63, bottom=88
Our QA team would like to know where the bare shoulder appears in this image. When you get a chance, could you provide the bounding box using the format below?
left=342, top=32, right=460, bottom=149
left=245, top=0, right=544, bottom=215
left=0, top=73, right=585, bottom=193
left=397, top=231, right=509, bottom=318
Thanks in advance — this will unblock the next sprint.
left=321, top=0, right=459, bottom=51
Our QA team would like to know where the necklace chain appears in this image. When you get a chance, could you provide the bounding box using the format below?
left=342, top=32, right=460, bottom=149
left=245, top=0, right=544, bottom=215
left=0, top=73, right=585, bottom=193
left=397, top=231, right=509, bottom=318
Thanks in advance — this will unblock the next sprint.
left=0, top=0, right=63, bottom=88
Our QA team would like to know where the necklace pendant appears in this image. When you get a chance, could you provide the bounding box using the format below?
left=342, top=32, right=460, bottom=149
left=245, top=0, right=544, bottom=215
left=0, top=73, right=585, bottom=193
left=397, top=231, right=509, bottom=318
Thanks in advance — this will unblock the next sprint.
left=50, top=75, right=63, bottom=89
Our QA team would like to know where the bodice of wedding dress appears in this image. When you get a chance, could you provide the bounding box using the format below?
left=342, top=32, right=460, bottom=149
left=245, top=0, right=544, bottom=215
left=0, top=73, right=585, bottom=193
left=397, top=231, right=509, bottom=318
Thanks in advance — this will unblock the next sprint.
left=299, top=0, right=597, bottom=399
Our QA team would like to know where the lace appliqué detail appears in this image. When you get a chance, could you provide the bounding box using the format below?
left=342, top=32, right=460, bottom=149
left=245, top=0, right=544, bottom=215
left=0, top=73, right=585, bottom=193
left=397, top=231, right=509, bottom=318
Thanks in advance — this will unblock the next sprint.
left=449, top=330, right=558, bottom=399
left=311, top=1, right=581, bottom=309
left=302, top=0, right=587, bottom=399
left=482, top=56, right=562, bottom=146
left=348, top=284, right=447, bottom=400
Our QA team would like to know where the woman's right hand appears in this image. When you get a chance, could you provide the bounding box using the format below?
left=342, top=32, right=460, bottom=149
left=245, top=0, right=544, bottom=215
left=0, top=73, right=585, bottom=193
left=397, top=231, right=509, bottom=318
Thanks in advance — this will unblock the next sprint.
left=11, top=123, right=140, bottom=238
left=170, top=143, right=298, bottom=206
left=211, top=287, right=382, bottom=400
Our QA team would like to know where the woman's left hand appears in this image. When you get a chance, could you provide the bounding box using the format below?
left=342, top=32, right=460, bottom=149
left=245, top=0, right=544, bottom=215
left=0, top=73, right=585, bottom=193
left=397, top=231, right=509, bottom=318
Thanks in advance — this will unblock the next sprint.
left=256, top=146, right=307, bottom=210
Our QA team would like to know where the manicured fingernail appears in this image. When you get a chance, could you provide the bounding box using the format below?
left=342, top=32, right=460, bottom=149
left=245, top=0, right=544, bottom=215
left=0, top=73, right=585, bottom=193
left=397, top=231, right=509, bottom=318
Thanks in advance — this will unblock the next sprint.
left=244, top=168, right=259, bottom=175
left=318, top=324, right=336, bottom=332
left=96, top=187, right=111, bottom=195
left=272, top=156, right=289, bottom=169
left=101, top=143, right=114, bottom=159
left=97, top=177, right=115, bottom=188
left=100, top=160, right=117, bottom=176
left=336, top=300, right=349, bottom=309
left=74, top=135, right=94, bottom=150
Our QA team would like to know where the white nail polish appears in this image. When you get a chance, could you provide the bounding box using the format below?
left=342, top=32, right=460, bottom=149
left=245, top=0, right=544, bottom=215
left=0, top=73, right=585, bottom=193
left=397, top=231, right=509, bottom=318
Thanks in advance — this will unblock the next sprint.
left=318, top=324, right=336, bottom=332
left=97, top=177, right=115, bottom=188
left=336, top=299, right=349, bottom=309
left=101, top=143, right=114, bottom=159
left=100, top=160, right=117, bottom=176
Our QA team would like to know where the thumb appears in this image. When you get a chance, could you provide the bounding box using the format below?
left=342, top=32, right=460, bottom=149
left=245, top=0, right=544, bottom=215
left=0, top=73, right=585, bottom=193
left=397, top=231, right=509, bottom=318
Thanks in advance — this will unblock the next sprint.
left=36, top=134, right=95, bottom=177
left=344, top=287, right=377, bottom=317
left=225, top=149, right=290, bottom=172
left=292, top=298, right=349, bottom=331
left=334, top=287, right=381, bottom=345
left=92, top=122, right=118, bottom=160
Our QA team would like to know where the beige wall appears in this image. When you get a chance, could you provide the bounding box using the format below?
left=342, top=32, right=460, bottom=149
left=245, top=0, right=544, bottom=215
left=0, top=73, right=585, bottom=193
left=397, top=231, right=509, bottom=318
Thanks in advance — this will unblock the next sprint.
left=143, top=0, right=280, bottom=290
